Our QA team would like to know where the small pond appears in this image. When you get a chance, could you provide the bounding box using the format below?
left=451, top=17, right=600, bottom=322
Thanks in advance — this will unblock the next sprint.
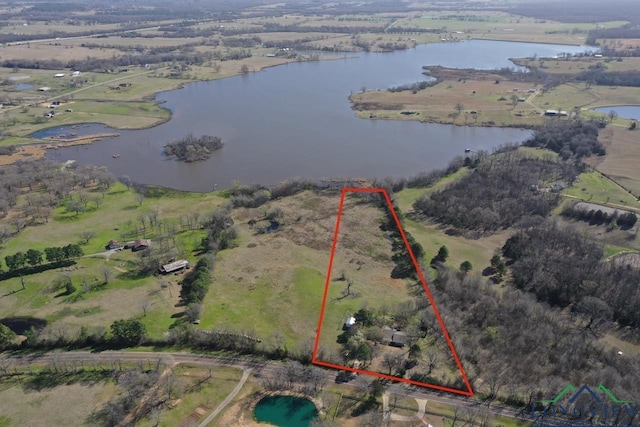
left=594, top=105, right=640, bottom=121
left=15, top=83, right=33, bottom=91
left=254, top=395, right=318, bottom=427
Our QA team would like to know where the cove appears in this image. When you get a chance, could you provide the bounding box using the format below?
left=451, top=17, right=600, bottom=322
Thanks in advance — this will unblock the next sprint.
left=45, top=40, right=591, bottom=192
left=253, top=395, right=318, bottom=427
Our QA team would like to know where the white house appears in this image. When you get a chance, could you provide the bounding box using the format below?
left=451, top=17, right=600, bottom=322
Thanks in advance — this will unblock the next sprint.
left=345, top=316, right=356, bottom=329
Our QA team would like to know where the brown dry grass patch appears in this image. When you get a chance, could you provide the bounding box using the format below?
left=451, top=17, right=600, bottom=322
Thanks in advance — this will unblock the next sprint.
left=593, top=127, right=640, bottom=196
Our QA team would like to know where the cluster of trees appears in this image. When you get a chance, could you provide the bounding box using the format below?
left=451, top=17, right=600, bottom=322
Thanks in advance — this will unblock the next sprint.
left=0, top=159, right=115, bottom=232
left=562, top=202, right=638, bottom=228
left=503, top=220, right=640, bottom=327
left=200, top=205, right=238, bottom=253
left=413, top=153, right=573, bottom=233
left=524, top=119, right=605, bottom=158
left=111, top=319, right=147, bottom=346
left=3, top=244, right=83, bottom=271
left=0, top=324, right=16, bottom=348
left=163, top=133, right=224, bottom=162
left=180, top=258, right=213, bottom=305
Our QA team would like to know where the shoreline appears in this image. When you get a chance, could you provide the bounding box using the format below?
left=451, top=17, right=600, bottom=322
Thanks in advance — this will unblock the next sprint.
left=0, top=133, right=120, bottom=166
left=1, top=55, right=347, bottom=165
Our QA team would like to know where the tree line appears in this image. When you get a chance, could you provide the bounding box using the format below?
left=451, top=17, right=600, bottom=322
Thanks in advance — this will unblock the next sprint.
left=3, top=244, right=83, bottom=271
left=561, top=201, right=638, bottom=228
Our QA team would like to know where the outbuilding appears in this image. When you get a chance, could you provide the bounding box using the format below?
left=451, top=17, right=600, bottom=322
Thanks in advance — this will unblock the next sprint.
left=160, top=260, right=189, bottom=274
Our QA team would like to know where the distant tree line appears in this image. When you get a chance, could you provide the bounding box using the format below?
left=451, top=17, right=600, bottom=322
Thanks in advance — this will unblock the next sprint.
left=586, top=24, right=640, bottom=45
left=2, top=49, right=218, bottom=72
left=413, top=152, right=575, bottom=234
left=524, top=119, right=605, bottom=159
left=577, top=70, right=640, bottom=87
left=163, top=133, right=224, bottom=162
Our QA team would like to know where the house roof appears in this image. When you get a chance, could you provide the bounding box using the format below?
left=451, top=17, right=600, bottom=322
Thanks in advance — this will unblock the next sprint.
left=345, top=316, right=356, bottom=327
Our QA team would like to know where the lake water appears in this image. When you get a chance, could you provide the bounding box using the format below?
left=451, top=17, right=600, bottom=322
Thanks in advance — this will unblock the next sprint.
left=594, top=105, right=640, bottom=120
left=253, top=395, right=318, bottom=427
left=45, top=40, right=590, bottom=192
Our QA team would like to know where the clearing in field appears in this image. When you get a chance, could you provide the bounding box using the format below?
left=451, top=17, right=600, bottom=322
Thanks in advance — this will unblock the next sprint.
left=312, top=188, right=472, bottom=396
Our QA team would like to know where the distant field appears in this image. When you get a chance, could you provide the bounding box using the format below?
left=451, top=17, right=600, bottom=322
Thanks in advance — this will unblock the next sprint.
left=513, top=56, right=640, bottom=74
left=562, top=170, right=640, bottom=211
left=591, top=127, right=640, bottom=198
left=395, top=12, right=624, bottom=45
left=352, top=77, right=544, bottom=127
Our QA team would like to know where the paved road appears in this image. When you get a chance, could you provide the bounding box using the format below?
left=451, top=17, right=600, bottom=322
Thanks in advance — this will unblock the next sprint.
left=1, top=351, right=537, bottom=424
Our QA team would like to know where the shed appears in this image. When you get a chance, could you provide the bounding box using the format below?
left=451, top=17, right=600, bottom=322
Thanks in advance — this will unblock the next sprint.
left=160, top=259, right=189, bottom=274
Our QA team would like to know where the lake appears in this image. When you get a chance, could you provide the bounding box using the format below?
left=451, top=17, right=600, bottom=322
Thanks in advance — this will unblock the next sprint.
left=45, top=40, right=591, bottom=192
left=594, top=105, right=640, bottom=121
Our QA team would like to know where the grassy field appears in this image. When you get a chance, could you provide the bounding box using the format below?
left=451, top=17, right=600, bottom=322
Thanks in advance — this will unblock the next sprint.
left=0, top=182, right=227, bottom=339
left=513, top=56, right=640, bottom=74
left=562, top=170, right=640, bottom=212
left=0, top=370, right=117, bottom=426
left=0, top=362, right=244, bottom=427
left=591, top=127, right=640, bottom=198
left=352, top=78, right=543, bottom=127
left=138, top=365, right=244, bottom=427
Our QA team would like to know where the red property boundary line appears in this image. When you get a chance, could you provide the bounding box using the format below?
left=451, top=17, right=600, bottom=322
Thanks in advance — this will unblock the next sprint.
left=311, top=187, right=474, bottom=397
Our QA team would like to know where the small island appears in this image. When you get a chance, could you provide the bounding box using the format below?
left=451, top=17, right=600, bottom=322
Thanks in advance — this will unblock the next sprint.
left=163, top=133, right=224, bottom=162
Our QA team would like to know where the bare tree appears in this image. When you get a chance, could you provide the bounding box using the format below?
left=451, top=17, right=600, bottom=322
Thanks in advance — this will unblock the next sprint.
left=82, top=230, right=95, bottom=244
left=142, top=299, right=151, bottom=317
left=101, top=267, right=114, bottom=284
left=382, top=353, right=403, bottom=376
left=511, top=94, right=519, bottom=108
left=455, top=102, right=464, bottom=114
left=135, top=193, right=145, bottom=206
